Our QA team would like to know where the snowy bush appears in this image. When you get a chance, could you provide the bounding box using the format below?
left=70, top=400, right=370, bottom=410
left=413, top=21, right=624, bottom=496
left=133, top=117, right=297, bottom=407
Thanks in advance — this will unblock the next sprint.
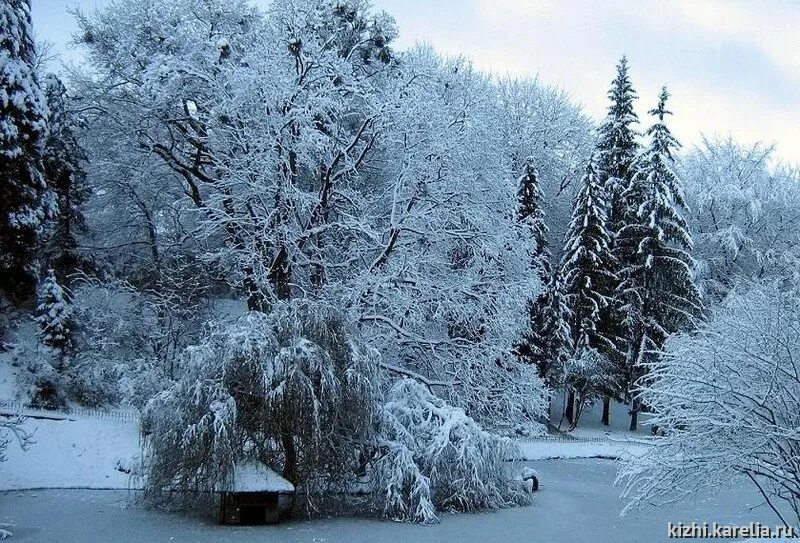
left=369, top=378, right=530, bottom=523
left=62, top=357, right=119, bottom=407
left=140, top=300, right=378, bottom=509
left=18, top=358, right=68, bottom=410
left=620, top=282, right=800, bottom=528
left=117, top=358, right=170, bottom=409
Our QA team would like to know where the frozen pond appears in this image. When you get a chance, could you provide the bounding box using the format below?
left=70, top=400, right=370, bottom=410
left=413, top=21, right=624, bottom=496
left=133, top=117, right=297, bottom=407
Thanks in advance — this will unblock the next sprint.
left=0, top=458, right=777, bottom=542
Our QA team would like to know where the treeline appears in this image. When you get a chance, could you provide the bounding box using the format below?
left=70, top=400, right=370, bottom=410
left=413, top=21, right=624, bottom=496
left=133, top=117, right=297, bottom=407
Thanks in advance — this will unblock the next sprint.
left=2, top=0, right=799, bottom=434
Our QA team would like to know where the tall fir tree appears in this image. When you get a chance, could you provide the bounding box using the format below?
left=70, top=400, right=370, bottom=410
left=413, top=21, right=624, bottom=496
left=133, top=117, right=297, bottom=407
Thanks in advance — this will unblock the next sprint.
left=559, top=157, right=617, bottom=425
left=43, top=74, right=89, bottom=287
left=616, top=87, right=702, bottom=430
left=593, top=56, right=641, bottom=422
left=0, top=0, right=54, bottom=302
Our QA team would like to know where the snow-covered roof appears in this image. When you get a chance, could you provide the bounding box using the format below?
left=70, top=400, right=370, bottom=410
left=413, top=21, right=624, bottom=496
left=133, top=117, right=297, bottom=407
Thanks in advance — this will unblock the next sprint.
left=231, top=462, right=294, bottom=493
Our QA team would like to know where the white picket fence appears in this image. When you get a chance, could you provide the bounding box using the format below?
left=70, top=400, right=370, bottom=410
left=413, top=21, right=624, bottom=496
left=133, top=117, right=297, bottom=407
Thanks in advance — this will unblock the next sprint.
left=0, top=399, right=140, bottom=422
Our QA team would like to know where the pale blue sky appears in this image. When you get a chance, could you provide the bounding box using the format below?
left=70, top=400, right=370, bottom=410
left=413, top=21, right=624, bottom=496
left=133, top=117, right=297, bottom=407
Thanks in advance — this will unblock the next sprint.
left=32, top=0, right=800, bottom=164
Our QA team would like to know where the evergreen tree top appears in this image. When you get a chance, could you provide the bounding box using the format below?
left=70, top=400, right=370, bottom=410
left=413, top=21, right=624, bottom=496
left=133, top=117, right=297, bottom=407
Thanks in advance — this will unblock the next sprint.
left=632, top=86, right=687, bottom=214
left=516, top=158, right=545, bottom=226
left=605, top=55, right=638, bottom=120
left=644, top=86, right=681, bottom=163
left=596, top=56, right=640, bottom=195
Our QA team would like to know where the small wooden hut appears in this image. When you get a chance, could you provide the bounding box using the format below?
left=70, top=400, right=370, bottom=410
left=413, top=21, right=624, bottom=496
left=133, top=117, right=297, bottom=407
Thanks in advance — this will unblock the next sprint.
left=220, top=462, right=295, bottom=525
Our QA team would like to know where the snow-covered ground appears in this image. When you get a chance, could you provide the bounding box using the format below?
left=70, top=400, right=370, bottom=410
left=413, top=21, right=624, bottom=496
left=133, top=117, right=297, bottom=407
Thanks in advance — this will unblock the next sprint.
left=0, top=459, right=780, bottom=543
left=0, top=415, right=139, bottom=491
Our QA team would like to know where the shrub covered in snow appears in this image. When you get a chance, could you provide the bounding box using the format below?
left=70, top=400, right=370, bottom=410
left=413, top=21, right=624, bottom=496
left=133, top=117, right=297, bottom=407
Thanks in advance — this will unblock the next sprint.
left=368, top=378, right=531, bottom=523
left=139, top=300, right=378, bottom=509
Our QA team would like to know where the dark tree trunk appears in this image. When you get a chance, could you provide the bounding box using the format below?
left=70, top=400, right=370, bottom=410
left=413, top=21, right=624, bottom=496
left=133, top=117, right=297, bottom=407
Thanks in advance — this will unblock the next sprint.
left=602, top=395, right=611, bottom=426
left=629, top=397, right=639, bottom=431
left=281, top=427, right=298, bottom=486
left=565, top=388, right=575, bottom=425
left=243, top=266, right=267, bottom=312
left=269, top=246, right=291, bottom=301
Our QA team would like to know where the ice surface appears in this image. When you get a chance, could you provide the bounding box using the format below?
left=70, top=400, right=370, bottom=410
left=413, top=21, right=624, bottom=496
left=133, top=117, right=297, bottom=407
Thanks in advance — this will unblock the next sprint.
left=0, top=459, right=775, bottom=543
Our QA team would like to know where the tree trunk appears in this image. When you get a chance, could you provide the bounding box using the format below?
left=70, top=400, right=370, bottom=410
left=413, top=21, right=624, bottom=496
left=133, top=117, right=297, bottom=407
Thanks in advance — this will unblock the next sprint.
left=243, top=267, right=267, bottom=313
left=280, top=427, right=298, bottom=486
left=269, top=246, right=291, bottom=301
left=602, top=395, right=611, bottom=426
left=629, top=397, right=639, bottom=431
left=565, top=388, right=575, bottom=426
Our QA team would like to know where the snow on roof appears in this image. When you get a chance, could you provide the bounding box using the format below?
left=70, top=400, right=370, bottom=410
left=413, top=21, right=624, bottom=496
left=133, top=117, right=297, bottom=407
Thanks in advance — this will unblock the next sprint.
left=231, top=462, right=294, bottom=493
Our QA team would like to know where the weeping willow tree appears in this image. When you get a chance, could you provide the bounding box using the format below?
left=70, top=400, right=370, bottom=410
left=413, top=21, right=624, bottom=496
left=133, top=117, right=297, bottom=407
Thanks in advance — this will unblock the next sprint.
left=141, top=301, right=533, bottom=521
left=140, top=299, right=378, bottom=510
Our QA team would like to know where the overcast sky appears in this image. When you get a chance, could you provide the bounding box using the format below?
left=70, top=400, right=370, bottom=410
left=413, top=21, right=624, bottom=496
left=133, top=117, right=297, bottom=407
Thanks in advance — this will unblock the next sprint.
left=32, top=0, right=800, bottom=164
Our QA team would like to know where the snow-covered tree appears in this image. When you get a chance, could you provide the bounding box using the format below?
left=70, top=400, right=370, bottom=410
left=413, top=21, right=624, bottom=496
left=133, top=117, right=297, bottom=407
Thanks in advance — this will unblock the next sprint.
left=615, top=87, right=701, bottom=429
left=355, top=49, right=546, bottom=431
left=370, top=378, right=530, bottom=523
left=514, top=157, right=569, bottom=390
left=141, top=300, right=378, bottom=507
left=559, top=157, right=617, bottom=425
left=0, top=0, right=55, bottom=301
left=593, top=57, right=640, bottom=409
left=35, top=269, right=74, bottom=366
left=42, top=74, right=89, bottom=285
left=620, top=282, right=800, bottom=528
left=75, top=0, right=547, bottom=431
left=683, top=138, right=800, bottom=303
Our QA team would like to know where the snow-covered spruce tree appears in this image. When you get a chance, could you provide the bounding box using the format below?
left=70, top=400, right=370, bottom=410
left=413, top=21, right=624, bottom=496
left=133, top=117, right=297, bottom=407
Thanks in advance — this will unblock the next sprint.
left=620, top=282, right=800, bottom=528
left=615, top=87, right=701, bottom=430
left=593, top=56, right=640, bottom=419
left=559, top=158, right=617, bottom=427
left=140, top=300, right=378, bottom=510
left=370, top=378, right=530, bottom=524
left=35, top=269, right=75, bottom=368
left=43, top=74, right=89, bottom=286
left=0, top=0, right=54, bottom=302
